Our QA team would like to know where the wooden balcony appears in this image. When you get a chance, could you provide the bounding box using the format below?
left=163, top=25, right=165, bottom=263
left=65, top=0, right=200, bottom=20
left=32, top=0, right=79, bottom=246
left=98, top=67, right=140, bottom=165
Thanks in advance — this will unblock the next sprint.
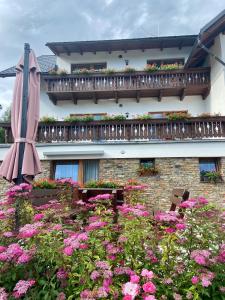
left=1, top=116, right=225, bottom=144
left=43, top=68, right=210, bottom=104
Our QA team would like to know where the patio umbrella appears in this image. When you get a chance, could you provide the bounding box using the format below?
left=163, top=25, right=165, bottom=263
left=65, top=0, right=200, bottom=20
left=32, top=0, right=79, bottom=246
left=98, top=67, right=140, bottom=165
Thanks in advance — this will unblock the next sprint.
left=0, top=44, right=42, bottom=183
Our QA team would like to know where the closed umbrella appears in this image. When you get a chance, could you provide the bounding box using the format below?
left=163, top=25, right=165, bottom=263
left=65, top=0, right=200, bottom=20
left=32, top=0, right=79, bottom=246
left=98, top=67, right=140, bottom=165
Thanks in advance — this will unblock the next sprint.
left=0, top=44, right=41, bottom=183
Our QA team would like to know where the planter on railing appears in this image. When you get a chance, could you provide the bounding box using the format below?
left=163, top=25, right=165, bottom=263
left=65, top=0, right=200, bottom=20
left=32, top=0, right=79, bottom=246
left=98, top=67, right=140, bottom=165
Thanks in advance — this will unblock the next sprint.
left=44, top=68, right=210, bottom=93
left=1, top=116, right=225, bottom=144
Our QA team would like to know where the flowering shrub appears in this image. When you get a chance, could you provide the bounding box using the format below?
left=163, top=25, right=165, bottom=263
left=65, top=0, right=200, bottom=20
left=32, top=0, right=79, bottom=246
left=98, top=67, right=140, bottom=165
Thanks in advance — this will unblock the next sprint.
left=0, top=183, right=224, bottom=299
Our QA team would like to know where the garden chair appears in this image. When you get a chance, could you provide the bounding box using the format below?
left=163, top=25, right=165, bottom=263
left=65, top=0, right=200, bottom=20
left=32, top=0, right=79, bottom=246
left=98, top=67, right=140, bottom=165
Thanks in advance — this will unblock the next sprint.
left=170, top=188, right=189, bottom=218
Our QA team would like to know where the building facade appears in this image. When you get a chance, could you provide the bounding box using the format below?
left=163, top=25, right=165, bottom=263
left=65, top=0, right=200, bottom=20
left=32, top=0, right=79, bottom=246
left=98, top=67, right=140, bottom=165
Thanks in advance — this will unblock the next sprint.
left=0, top=10, right=225, bottom=209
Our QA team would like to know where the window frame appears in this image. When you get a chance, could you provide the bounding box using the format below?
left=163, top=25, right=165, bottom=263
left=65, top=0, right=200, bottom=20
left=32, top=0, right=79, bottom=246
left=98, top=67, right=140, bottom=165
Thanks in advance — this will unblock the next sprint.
left=148, top=110, right=188, bottom=119
left=51, top=160, right=99, bottom=183
left=140, top=158, right=155, bottom=168
left=70, top=113, right=107, bottom=120
left=199, top=158, right=221, bottom=182
left=71, top=62, right=107, bottom=72
left=146, top=58, right=184, bottom=67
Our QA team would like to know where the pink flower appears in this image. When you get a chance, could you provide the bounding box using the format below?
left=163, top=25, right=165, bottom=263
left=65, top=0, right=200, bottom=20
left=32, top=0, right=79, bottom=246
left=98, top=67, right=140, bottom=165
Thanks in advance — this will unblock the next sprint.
left=19, top=223, right=42, bottom=238
left=201, top=278, right=211, bottom=287
left=33, top=213, right=44, bottom=222
left=0, top=246, right=7, bottom=253
left=0, top=287, right=8, bottom=300
left=52, top=224, right=63, bottom=231
left=173, top=293, right=182, bottom=300
left=56, top=292, right=66, bottom=300
left=90, top=270, right=100, bottom=281
left=179, top=199, right=196, bottom=208
left=85, top=221, right=108, bottom=231
left=122, top=282, right=140, bottom=299
left=130, top=275, right=140, bottom=283
left=95, top=261, right=110, bottom=270
left=165, top=227, right=176, bottom=234
left=143, top=296, right=156, bottom=300
left=123, top=296, right=133, bottom=300
left=13, top=279, right=35, bottom=298
left=16, top=253, right=32, bottom=264
left=175, top=223, right=186, bottom=230
left=3, top=231, right=14, bottom=238
left=142, top=282, right=156, bottom=294
left=57, top=268, right=68, bottom=280
left=155, top=211, right=179, bottom=222
left=191, top=276, right=199, bottom=284
left=190, top=250, right=211, bottom=266
left=141, top=269, right=154, bottom=279
left=63, top=246, right=74, bottom=256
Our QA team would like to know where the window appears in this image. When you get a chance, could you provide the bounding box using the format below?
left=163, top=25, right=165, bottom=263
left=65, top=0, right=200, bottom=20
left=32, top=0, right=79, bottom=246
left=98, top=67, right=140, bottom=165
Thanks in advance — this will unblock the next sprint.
left=70, top=113, right=107, bottom=121
left=83, top=160, right=99, bottom=183
left=52, top=160, right=99, bottom=183
left=147, top=58, right=184, bottom=67
left=54, top=161, right=79, bottom=181
left=71, top=62, right=107, bottom=72
left=148, top=111, right=187, bottom=119
left=199, top=158, right=221, bottom=182
left=140, top=159, right=155, bottom=168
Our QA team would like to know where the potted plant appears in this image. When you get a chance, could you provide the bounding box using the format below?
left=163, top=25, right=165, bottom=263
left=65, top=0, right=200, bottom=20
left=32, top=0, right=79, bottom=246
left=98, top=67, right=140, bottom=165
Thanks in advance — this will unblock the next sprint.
left=31, top=178, right=78, bottom=206
left=103, top=114, right=126, bottom=121
left=167, top=112, right=191, bottom=121
left=103, top=68, right=116, bottom=75
left=160, top=63, right=181, bottom=71
left=144, top=64, right=159, bottom=73
left=137, top=165, right=159, bottom=176
left=40, top=116, right=58, bottom=123
left=136, top=114, right=153, bottom=120
left=200, top=171, right=223, bottom=183
left=123, top=67, right=136, bottom=73
left=64, top=115, right=94, bottom=122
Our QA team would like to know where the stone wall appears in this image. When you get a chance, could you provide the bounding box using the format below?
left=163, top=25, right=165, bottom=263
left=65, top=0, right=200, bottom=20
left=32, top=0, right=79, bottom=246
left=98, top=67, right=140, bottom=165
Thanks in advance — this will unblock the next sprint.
left=99, top=158, right=225, bottom=210
left=1, top=158, right=225, bottom=210
left=0, top=160, right=51, bottom=198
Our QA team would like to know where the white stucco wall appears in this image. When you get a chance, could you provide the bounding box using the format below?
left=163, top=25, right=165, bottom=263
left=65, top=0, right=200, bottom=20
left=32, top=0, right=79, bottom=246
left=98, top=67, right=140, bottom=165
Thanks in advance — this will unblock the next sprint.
left=40, top=90, right=207, bottom=119
left=205, top=33, right=225, bottom=115
left=1, top=140, right=225, bottom=161
left=56, top=47, right=192, bottom=72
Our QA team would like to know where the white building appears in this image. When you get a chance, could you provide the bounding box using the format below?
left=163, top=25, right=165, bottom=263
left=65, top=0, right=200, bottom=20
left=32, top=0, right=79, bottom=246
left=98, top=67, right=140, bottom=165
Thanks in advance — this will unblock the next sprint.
left=0, top=10, right=225, bottom=208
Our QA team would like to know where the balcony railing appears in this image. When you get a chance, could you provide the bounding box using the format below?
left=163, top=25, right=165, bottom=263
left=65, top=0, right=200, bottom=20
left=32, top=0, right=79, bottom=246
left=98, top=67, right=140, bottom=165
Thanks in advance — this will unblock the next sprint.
left=44, top=68, right=210, bottom=102
left=1, top=117, right=225, bottom=144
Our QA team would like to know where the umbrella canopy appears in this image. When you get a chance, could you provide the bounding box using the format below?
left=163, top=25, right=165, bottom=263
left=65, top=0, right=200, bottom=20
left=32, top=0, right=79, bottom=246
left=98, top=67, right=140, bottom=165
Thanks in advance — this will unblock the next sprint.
left=0, top=49, right=42, bottom=182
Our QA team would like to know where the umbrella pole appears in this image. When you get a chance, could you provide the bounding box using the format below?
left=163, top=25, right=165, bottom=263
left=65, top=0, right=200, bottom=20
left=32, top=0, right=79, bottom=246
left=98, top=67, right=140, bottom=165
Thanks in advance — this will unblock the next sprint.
left=15, top=43, right=30, bottom=230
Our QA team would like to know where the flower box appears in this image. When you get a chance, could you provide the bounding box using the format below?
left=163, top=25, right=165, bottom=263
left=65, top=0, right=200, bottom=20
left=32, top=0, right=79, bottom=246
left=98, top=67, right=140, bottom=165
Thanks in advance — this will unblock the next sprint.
left=30, top=189, right=61, bottom=206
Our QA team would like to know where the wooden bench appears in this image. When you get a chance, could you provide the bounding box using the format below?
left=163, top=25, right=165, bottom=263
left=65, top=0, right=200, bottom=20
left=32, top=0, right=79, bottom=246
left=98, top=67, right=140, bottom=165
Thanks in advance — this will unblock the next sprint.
left=170, top=188, right=189, bottom=218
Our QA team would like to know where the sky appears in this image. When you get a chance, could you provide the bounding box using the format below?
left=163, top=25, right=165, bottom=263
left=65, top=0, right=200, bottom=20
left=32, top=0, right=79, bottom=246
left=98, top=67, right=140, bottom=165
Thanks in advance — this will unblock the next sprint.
left=0, top=0, right=224, bottom=113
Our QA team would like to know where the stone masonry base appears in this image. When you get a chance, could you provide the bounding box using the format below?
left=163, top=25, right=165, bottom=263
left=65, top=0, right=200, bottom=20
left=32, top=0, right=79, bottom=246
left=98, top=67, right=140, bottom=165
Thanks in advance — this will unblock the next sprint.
left=0, top=158, right=225, bottom=210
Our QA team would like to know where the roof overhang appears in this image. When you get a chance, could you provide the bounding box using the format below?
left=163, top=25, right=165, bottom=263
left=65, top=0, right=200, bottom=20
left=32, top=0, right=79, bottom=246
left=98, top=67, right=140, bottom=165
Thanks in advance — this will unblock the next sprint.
left=185, top=9, right=225, bottom=68
left=46, top=35, right=197, bottom=55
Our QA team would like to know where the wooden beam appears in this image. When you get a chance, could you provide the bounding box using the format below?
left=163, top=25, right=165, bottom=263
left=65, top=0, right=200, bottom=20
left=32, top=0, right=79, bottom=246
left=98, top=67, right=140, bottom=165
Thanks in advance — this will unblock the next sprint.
left=63, top=46, right=70, bottom=56
left=115, top=91, right=118, bottom=103
left=178, top=41, right=183, bottom=50
left=180, top=88, right=186, bottom=101
left=71, top=94, right=77, bottom=105
left=158, top=90, right=163, bottom=102
left=202, top=87, right=210, bottom=100
left=93, top=93, right=98, bottom=104
left=48, top=94, right=57, bottom=105
left=136, top=91, right=140, bottom=103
